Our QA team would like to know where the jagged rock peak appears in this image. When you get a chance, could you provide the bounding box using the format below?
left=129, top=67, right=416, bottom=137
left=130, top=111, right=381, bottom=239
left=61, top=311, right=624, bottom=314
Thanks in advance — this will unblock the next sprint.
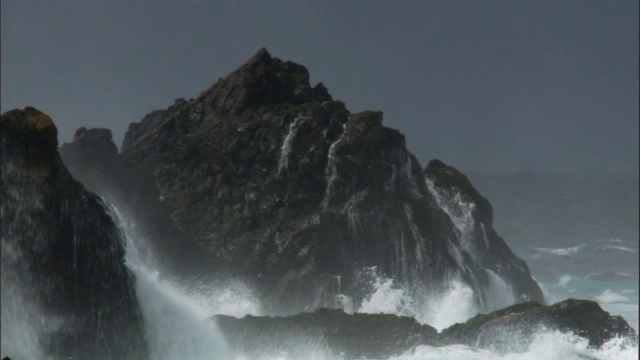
left=69, top=127, right=119, bottom=159
left=349, top=110, right=383, bottom=127
left=1, top=107, right=61, bottom=175
left=73, top=127, right=113, bottom=143
left=197, top=47, right=333, bottom=114
left=246, top=46, right=273, bottom=65
left=1, top=107, right=58, bottom=148
left=425, top=158, right=475, bottom=187
left=425, top=158, right=494, bottom=226
left=1, top=108, right=148, bottom=358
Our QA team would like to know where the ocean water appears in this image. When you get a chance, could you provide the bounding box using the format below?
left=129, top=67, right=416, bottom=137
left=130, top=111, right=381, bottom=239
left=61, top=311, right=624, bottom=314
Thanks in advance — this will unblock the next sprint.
left=99, top=174, right=640, bottom=359
left=3, top=171, right=638, bottom=359
left=469, top=173, right=639, bottom=331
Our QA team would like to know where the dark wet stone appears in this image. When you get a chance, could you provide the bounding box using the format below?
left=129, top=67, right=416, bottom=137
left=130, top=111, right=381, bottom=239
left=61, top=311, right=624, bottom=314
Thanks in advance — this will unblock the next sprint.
left=215, top=308, right=438, bottom=359
left=440, top=299, right=638, bottom=352
left=114, top=48, right=545, bottom=314
left=1, top=108, right=148, bottom=359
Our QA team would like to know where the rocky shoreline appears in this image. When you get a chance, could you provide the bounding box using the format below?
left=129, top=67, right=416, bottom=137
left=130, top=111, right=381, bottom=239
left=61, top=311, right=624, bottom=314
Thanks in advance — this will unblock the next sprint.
left=215, top=299, right=638, bottom=359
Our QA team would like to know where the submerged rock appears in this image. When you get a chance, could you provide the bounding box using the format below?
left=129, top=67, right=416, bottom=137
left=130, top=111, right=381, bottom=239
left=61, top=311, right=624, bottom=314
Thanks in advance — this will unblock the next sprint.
left=0, top=108, right=148, bottom=359
left=439, top=299, right=638, bottom=352
left=115, top=48, right=544, bottom=314
left=215, top=308, right=438, bottom=359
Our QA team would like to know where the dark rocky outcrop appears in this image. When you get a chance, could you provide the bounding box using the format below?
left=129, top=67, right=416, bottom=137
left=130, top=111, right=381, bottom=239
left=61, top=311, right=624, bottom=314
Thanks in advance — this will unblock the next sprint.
left=114, top=48, right=544, bottom=314
left=424, top=159, right=545, bottom=304
left=214, top=299, right=638, bottom=359
left=59, top=126, right=210, bottom=276
left=440, top=299, right=638, bottom=352
left=0, top=108, right=147, bottom=359
left=215, top=308, right=438, bottom=359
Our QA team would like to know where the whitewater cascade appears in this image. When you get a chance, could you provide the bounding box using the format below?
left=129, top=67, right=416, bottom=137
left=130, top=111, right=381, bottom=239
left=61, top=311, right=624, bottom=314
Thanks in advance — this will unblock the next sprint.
left=321, top=124, right=346, bottom=210
left=352, top=176, right=518, bottom=332
left=278, top=115, right=305, bottom=176
left=425, top=176, right=515, bottom=310
left=106, top=204, right=234, bottom=360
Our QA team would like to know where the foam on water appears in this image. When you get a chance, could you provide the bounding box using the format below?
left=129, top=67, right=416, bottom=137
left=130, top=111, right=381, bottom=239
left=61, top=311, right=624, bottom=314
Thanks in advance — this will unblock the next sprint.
left=599, top=245, right=637, bottom=253
left=532, top=245, right=587, bottom=256
left=358, top=276, right=415, bottom=317
left=390, top=331, right=638, bottom=360
left=419, top=280, right=477, bottom=331
left=596, top=289, right=631, bottom=303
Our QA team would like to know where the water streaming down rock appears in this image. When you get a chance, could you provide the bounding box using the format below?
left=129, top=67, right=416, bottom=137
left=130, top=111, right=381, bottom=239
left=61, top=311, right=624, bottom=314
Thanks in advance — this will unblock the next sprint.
left=424, top=160, right=542, bottom=307
left=278, top=115, right=305, bottom=176
left=321, top=123, right=347, bottom=210
left=1, top=108, right=232, bottom=360
left=1, top=158, right=54, bottom=360
left=106, top=205, right=231, bottom=360
left=58, top=126, right=210, bottom=276
left=1, top=108, right=147, bottom=359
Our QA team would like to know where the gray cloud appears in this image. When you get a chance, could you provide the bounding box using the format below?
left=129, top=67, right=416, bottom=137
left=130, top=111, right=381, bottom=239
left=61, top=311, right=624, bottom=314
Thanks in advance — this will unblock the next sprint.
left=2, top=0, right=638, bottom=175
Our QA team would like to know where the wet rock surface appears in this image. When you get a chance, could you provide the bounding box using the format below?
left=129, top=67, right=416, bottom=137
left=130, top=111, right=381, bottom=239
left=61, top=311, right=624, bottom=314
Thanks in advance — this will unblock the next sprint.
left=439, top=299, right=638, bottom=352
left=215, top=308, right=438, bottom=359
left=215, top=299, right=638, bottom=359
left=59, top=126, right=210, bottom=276
left=1, top=108, right=148, bottom=359
left=424, top=159, right=545, bottom=303
left=115, top=48, right=544, bottom=313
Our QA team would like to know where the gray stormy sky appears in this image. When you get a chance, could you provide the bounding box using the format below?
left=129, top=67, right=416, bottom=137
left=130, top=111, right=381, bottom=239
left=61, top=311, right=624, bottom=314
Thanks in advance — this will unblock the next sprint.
left=2, top=1, right=638, bottom=175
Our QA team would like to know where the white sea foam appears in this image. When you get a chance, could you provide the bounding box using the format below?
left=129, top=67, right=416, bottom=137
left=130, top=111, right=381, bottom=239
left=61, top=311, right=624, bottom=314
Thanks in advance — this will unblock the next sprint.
left=358, top=277, right=415, bottom=317
left=557, top=274, right=574, bottom=287
left=390, top=331, right=639, bottom=360
left=356, top=269, right=488, bottom=332
left=532, top=245, right=587, bottom=256
left=598, top=245, right=637, bottom=253
left=533, top=240, right=637, bottom=257
left=595, top=239, right=629, bottom=244
left=595, top=289, right=631, bottom=304
left=419, top=280, right=477, bottom=331
left=109, top=205, right=243, bottom=360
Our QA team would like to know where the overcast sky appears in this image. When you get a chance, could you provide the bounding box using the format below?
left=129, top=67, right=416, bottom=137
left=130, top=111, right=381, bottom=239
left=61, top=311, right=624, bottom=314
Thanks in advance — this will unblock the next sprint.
left=2, top=1, right=638, bottom=175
